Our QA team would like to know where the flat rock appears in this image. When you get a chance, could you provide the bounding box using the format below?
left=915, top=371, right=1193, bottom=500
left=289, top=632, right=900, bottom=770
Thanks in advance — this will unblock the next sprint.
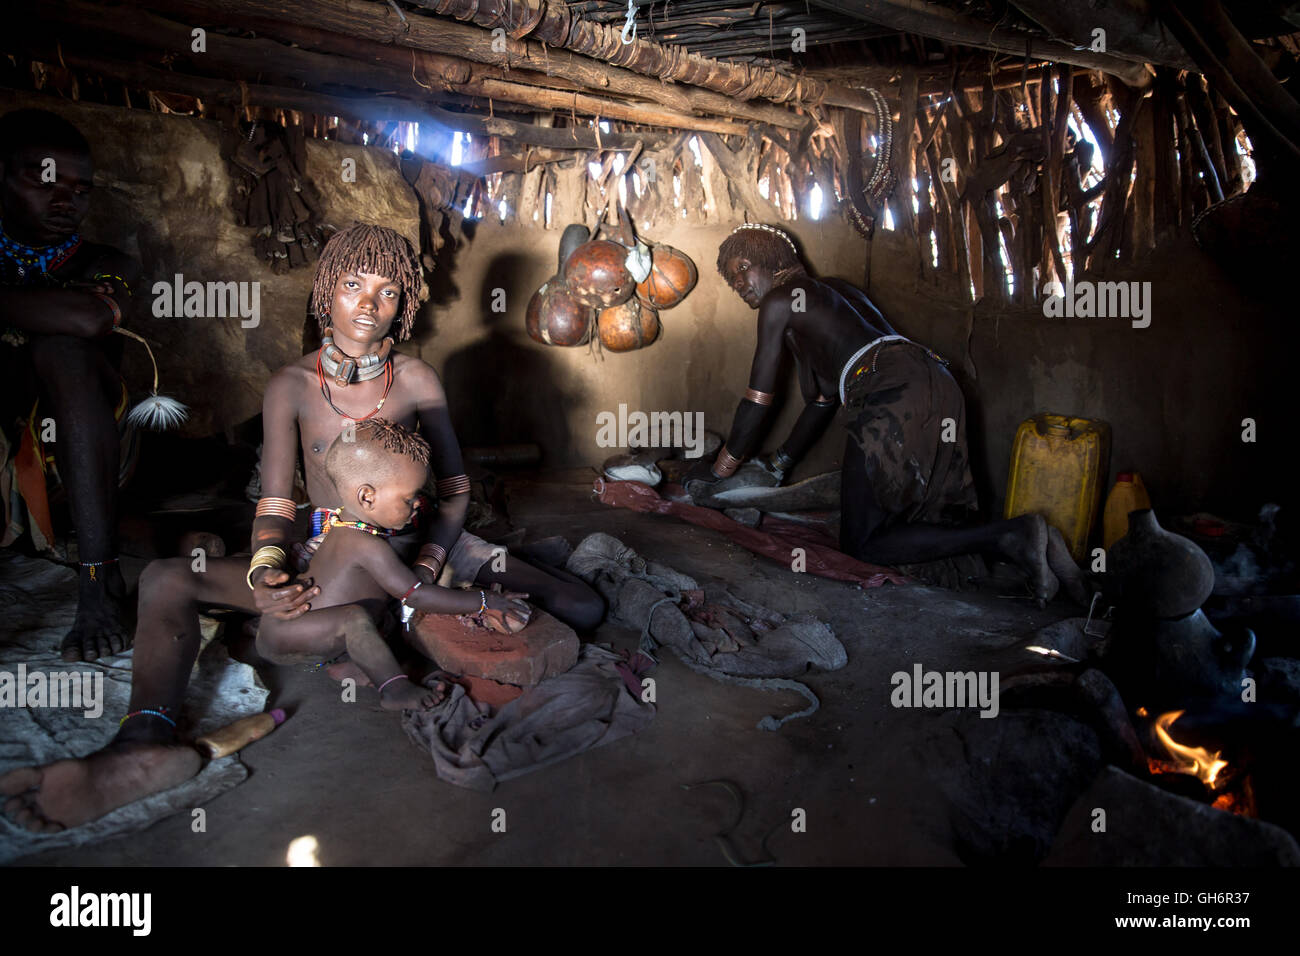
left=1044, top=764, right=1300, bottom=866
left=923, top=708, right=1103, bottom=864
left=412, top=608, right=578, bottom=686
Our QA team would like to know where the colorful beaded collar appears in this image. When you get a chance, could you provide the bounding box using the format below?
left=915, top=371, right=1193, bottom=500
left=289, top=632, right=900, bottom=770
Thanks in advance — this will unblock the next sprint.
left=0, top=222, right=82, bottom=280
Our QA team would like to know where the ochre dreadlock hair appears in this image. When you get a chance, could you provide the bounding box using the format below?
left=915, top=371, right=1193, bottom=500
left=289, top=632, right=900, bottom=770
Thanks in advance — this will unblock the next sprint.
left=311, top=223, right=423, bottom=341
left=324, top=418, right=431, bottom=491
left=716, top=223, right=802, bottom=279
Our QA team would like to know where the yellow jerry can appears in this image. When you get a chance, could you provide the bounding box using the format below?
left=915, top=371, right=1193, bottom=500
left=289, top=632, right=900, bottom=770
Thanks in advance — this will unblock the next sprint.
left=1004, top=414, right=1111, bottom=562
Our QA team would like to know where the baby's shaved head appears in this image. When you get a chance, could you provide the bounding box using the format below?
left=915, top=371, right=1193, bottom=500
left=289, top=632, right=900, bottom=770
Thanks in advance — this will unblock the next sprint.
left=325, top=418, right=431, bottom=494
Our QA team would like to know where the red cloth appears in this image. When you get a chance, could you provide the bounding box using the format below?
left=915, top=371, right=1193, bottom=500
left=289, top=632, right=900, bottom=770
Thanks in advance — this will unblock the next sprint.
left=592, top=479, right=908, bottom=589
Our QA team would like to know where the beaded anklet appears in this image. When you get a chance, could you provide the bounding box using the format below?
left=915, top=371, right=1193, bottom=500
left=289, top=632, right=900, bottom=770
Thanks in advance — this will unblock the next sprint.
left=377, top=674, right=409, bottom=695
left=80, top=557, right=119, bottom=583
left=119, top=708, right=176, bottom=729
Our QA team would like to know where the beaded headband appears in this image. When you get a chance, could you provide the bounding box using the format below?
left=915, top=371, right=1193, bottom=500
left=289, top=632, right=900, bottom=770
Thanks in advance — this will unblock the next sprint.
left=729, top=223, right=798, bottom=257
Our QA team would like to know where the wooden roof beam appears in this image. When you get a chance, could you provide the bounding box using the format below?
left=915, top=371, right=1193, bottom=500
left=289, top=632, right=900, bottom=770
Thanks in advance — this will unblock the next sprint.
left=808, top=0, right=1155, bottom=86
left=135, top=0, right=831, bottom=126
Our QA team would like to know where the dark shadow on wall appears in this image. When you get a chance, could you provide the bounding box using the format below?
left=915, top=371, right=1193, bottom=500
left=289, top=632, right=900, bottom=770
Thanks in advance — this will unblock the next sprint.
left=441, top=252, right=586, bottom=463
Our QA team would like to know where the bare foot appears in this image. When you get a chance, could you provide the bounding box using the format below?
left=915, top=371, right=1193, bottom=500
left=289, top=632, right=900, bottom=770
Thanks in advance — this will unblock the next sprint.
left=998, top=514, right=1058, bottom=607
left=1045, top=526, right=1091, bottom=606
left=61, top=563, right=131, bottom=662
left=325, top=659, right=373, bottom=686
left=0, top=740, right=202, bottom=833
left=378, top=676, right=445, bottom=712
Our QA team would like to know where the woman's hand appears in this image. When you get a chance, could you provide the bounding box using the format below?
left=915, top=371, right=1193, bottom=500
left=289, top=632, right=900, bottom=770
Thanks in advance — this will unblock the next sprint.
left=251, top=567, right=319, bottom=620
left=481, top=590, right=531, bottom=634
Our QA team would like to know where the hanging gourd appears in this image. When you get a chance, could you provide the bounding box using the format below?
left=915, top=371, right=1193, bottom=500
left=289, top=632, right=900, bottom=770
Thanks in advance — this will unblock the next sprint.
left=563, top=239, right=636, bottom=308
left=598, top=296, right=659, bottom=352
left=635, top=243, right=698, bottom=310
left=526, top=275, right=594, bottom=347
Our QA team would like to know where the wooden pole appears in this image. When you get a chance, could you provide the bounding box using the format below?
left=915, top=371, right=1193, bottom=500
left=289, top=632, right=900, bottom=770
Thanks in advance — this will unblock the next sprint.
left=28, top=5, right=750, bottom=136
left=32, top=45, right=674, bottom=151
left=136, top=0, right=883, bottom=119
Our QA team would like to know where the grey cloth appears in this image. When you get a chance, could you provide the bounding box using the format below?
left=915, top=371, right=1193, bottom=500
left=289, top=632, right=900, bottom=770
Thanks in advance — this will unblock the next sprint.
left=402, top=643, right=654, bottom=792
left=565, top=533, right=846, bottom=729
left=438, top=529, right=499, bottom=589
left=0, top=552, right=268, bottom=863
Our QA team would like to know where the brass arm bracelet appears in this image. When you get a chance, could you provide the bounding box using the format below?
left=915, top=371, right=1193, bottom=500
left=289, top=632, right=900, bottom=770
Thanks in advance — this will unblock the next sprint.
left=246, top=546, right=288, bottom=590
left=418, top=543, right=448, bottom=564
left=712, top=445, right=742, bottom=478
left=255, top=496, right=298, bottom=520
left=435, top=474, right=471, bottom=499
left=743, top=387, right=775, bottom=406
left=416, top=543, right=447, bottom=574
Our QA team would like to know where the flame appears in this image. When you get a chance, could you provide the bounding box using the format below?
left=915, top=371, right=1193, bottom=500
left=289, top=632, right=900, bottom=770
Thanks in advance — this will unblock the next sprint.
left=1152, top=710, right=1230, bottom=788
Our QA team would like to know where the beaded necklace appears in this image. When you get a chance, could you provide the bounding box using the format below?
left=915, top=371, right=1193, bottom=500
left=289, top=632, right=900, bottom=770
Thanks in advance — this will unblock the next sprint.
left=0, top=221, right=83, bottom=282
left=315, top=346, right=393, bottom=423
left=327, top=510, right=395, bottom=537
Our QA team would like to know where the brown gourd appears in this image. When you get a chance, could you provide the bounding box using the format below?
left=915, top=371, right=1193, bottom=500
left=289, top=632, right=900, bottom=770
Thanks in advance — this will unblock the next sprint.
left=563, top=239, right=636, bottom=308
left=636, top=243, right=698, bottom=310
left=598, top=297, right=660, bottom=352
left=526, top=275, right=594, bottom=347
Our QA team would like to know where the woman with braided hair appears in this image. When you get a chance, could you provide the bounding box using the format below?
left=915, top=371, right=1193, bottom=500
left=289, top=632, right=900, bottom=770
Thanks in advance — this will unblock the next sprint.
left=1, top=223, right=603, bottom=833
left=689, top=222, right=1081, bottom=603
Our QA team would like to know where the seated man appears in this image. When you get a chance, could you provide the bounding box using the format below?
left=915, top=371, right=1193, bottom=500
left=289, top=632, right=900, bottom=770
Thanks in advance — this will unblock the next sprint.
left=0, top=223, right=602, bottom=833
left=687, top=222, right=1081, bottom=603
left=255, top=418, right=531, bottom=711
left=0, top=108, right=139, bottom=661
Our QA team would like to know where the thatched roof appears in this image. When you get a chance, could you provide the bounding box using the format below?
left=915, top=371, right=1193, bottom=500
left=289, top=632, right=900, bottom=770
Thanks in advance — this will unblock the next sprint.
left=7, top=1, right=1300, bottom=301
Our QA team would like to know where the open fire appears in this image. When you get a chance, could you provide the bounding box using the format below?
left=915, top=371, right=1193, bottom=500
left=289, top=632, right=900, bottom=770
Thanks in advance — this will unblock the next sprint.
left=1142, top=709, right=1257, bottom=817
left=1149, top=710, right=1230, bottom=788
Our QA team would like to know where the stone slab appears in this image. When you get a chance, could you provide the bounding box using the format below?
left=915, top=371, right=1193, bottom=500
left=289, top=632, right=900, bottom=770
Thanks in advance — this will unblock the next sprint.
left=412, top=607, right=578, bottom=686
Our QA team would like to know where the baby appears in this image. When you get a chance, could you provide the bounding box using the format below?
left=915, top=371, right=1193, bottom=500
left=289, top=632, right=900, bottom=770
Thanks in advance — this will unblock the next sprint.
left=254, top=418, right=531, bottom=711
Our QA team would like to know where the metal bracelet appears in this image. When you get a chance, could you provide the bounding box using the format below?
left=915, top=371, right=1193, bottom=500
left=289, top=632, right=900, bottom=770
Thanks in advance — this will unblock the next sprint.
left=246, top=546, right=287, bottom=590
left=743, top=387, right=775, bottom=406
left=771, top=447, right=796, bottom=472
left=435, top=474, right=471, bottom=498
left=255, top=496, right=298, bottom=520
left=713, top=446, right=742, bottom=478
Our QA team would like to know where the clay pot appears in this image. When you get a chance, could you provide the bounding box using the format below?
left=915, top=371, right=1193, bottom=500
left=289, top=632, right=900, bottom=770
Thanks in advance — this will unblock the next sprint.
left=636, top=243, right=698, bottom=310
left=598, top=297, right=659, bottom=352
left=1107, top=509, right=1215, bottom=618
left=557, top=223, right=590, bottom=272
left=563, top=239, right=636, bottom=308
left=525, top=276, right=594, bottom=347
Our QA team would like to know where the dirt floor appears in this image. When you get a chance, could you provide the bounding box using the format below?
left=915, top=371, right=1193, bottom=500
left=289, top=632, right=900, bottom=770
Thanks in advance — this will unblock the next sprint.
left=16, top=469, right=1064, bottom=866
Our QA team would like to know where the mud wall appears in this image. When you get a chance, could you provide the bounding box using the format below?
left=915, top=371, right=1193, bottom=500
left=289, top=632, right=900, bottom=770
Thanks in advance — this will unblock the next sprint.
left=0, top=90, right=418, bottom=438
left=7, top=91, right=1286, bottom=523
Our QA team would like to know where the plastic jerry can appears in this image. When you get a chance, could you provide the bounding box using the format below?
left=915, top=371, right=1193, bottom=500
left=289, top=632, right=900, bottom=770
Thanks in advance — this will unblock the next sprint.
left=1004, top=414, right=1111, bottom=562
left=1102, top=471, right=1152, bottom=550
